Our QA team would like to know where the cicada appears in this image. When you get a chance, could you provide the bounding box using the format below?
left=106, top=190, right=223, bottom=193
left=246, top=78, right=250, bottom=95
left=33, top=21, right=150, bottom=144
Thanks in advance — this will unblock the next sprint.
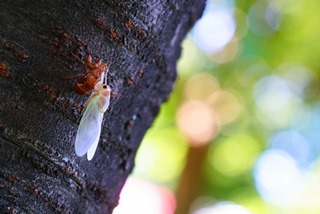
left=73, top=55, right=109, bottom=94
left=74, top=71, right=111, bottom=160
left=64, top=55, right=109, bottom=95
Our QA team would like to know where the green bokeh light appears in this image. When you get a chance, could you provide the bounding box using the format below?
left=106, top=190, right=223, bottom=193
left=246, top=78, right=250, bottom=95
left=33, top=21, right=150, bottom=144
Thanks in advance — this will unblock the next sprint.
left=209, top=135, right=262, bottom=177
left=133, top=128, right=188, bottom=185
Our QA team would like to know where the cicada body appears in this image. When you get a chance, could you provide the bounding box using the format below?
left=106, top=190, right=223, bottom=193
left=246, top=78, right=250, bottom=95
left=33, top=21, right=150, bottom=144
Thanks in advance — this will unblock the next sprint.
left=73, top=74, right=102, bottom=95
left=75, top=82, right=111, bottom=160
left=65, top=55, right=109, bottom=95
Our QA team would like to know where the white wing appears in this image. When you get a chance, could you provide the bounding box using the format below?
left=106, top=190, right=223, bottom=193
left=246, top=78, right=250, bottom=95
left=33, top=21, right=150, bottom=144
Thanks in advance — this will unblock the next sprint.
left=87, top=96, right=110, bottom=160
left=75, top=96, right=103, bottom=158
left=86, top=134, right=100, bottom=161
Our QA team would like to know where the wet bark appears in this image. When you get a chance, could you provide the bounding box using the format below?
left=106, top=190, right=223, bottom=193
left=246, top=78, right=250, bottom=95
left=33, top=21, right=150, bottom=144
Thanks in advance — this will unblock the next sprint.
left=0, top=0, right=205, bottom=213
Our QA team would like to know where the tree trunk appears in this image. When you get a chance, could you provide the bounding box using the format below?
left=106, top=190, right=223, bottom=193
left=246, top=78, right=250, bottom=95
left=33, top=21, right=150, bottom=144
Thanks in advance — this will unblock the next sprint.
left=0, top=0, right=205, bottom=213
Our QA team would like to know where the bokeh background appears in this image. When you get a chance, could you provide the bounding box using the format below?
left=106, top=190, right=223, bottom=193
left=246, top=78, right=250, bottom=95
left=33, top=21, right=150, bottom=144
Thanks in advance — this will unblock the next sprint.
left=114, top=0, right=320, bottom=213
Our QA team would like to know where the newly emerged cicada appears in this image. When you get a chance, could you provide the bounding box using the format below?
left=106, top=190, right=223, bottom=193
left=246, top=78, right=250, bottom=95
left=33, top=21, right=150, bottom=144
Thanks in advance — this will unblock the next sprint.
left=74, top=69, right=111, bottom=160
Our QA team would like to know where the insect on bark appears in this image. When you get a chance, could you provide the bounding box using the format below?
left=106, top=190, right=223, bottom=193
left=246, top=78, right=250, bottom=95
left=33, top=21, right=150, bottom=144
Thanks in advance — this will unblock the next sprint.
left=68, top=55, right=112, bottom=160
left=65, top=55, right=109, bottom=94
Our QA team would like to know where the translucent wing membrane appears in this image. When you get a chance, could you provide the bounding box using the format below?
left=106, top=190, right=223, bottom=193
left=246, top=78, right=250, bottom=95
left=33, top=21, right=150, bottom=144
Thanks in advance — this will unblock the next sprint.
left=75, top=96, right=103, bottom=159
left=86, top=134, right=100, bottom=161
left=74, top=84, right=111, bottom=161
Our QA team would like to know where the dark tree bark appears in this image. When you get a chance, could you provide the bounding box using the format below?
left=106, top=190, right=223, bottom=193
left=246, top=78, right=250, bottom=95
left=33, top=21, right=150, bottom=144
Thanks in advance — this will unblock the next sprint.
left=0, top=0, right=205, bottom=213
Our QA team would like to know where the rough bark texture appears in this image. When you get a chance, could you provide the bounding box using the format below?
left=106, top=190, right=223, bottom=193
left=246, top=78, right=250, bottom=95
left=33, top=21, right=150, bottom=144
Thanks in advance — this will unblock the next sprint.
left=0, top=1, right=205, bottom=213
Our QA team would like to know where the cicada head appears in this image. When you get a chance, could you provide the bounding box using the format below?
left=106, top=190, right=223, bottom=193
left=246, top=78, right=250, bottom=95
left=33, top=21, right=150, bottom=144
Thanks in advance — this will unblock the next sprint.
left=94, top=83, right=111, bottom=97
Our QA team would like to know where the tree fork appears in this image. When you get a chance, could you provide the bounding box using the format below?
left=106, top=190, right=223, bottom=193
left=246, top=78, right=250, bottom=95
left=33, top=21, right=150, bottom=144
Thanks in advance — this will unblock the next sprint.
left=0, top=0, right=205, bottom=213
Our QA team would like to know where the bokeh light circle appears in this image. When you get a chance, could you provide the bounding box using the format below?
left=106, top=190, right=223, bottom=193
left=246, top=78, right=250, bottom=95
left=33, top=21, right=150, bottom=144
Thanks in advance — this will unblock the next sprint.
left=193, top=8, right=236, bottom=54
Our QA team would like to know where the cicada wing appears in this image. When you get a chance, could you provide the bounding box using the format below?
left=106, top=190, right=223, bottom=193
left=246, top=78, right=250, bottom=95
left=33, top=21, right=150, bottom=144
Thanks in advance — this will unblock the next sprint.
left=75, top=96, right=104, bottom=157
left=87, top=95, right=110, bottom=160
left=87, top=134, right=100, bottom=161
